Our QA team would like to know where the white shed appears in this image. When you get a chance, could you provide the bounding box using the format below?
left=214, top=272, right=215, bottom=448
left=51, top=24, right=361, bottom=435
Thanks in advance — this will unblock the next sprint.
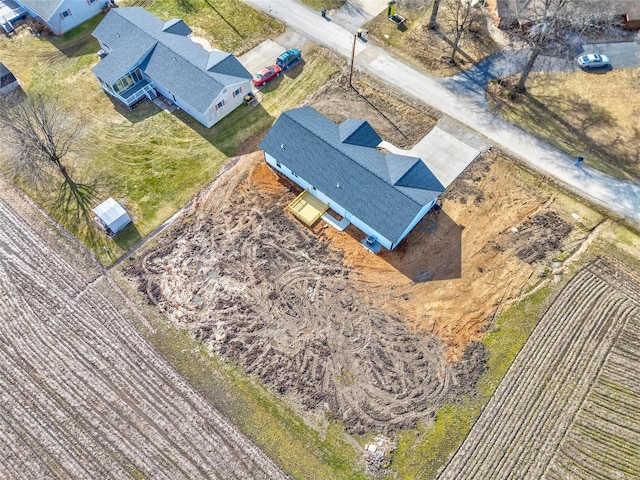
left=93, top=198, right=132, bottom=235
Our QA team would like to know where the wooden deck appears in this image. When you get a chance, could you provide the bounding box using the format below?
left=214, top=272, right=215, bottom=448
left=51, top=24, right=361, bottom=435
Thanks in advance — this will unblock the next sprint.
left=288, top=189, right=328, bottom=226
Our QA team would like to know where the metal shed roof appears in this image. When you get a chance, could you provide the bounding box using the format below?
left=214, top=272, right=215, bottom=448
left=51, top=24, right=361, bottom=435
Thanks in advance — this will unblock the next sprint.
left=92, top=198, right=132, bottom=234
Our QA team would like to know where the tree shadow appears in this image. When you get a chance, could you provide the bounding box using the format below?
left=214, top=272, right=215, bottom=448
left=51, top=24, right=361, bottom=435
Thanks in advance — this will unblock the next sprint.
left=45, top=14, right=102, bottom=60
left=514, top=89, right=633, bottom=174
left=434, top=29, right=474, bottom=64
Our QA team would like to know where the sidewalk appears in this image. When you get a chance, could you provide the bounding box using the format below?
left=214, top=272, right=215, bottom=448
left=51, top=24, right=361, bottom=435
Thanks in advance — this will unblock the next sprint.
left=244, top=0, right=640, bottom=224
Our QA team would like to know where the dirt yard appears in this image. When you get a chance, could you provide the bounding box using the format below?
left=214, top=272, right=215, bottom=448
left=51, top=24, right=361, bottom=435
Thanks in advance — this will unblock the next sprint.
left=124, top=71, right=584, bottom=434
left=125, top=144, right=579, bottom=434
left=320, top=153, right=575, bottom=360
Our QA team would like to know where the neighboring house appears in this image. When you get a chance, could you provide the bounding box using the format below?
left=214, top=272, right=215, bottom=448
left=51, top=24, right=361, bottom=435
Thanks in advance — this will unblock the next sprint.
left=15, top=0, right=104, bottom=35
left=0, top=61, right=19, bottom=94
left=91, top=7, right=253, bottom=128
left=260, top=107, right=445, bottom=251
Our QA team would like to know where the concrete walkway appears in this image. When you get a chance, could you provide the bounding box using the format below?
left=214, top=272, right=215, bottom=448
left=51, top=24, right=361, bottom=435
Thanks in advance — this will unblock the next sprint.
left=244, top=0, right=640, bottom=225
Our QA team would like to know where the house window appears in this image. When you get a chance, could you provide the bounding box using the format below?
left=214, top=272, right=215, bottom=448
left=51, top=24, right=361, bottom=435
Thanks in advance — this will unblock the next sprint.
left=215, top=100, right=225, bottom=111
left=60, top=9, right=71, bottom=19
left=112, top=69, right=143, bottom=94
left=232, top=87, right=242, bottom=98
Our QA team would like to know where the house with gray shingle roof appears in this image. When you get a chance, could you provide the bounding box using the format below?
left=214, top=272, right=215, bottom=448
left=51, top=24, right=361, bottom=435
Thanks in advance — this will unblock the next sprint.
left=91, top=7, right=252, bottom=128
left=260, top=107, right=445, bottom=251
left=15, top=0, right=104, bottom=35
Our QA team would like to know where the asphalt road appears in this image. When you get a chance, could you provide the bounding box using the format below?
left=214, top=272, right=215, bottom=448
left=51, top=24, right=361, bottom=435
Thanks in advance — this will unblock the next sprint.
left=244, top=0, right=640, bottom=225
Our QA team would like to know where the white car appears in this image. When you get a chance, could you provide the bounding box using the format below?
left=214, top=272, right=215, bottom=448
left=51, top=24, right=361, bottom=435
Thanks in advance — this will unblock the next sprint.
left=577, top=53, right=610, bottom=69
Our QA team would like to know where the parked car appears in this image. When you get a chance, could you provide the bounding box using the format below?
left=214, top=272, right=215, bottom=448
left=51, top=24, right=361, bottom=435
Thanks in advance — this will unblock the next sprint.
left=576, top=53, right=610, bottom=69
left=276, top=49, right=302, bottom=71
left=252, top=65, right=282, bottom=87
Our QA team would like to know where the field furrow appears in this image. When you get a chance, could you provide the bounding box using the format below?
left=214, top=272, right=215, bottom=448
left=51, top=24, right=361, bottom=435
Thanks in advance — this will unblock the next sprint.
left=438, top=259, right=640, bottom=480
left=0, top=185, right=288, bottom=479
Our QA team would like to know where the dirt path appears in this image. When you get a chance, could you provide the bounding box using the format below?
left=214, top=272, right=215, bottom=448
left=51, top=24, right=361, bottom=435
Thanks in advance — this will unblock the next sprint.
left=0, top=174, right=288, bottom=480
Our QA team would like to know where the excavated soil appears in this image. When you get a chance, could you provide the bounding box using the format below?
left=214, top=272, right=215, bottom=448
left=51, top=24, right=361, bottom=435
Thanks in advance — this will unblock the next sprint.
left=321, top=154, right=575, bottom=359
left=126, top=156, right=484, bottom=433
left=126, top=147, right=575, bottom=433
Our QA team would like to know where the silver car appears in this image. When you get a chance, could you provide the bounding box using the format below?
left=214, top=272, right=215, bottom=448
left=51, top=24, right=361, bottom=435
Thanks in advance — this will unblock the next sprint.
left=577, top=53, right=610, bottom=69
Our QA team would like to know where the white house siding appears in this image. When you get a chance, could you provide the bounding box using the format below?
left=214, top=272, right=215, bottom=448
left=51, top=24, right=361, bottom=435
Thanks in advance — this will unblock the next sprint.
left=203, top=80, right=250, bottom=127
left=264, top=152, right=395, bottom=250
left=27, top=0, right=104, bottom=35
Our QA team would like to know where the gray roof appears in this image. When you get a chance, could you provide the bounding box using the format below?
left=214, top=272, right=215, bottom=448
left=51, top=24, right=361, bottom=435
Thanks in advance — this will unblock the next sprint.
left=91, top=7, right=252, bottom=114
left=0, top=62, right=17, bottom=86
left=17, top=0, right=61, bottom=20
left=260, top=107, right=444, bottom=244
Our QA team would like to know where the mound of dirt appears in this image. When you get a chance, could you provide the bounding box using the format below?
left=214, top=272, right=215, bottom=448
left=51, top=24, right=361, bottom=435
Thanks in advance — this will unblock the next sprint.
left=125, top=154, right=484, bottom=434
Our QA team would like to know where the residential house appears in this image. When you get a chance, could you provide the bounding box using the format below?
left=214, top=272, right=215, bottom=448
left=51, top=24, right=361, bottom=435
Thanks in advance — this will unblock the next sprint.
left=91, top=7, right=253, bottom=128
left=260, top=107, right=445, bottom=251
left=0, top=61, right=19, bottom=94
left=15, top=0, right=104, bottom=35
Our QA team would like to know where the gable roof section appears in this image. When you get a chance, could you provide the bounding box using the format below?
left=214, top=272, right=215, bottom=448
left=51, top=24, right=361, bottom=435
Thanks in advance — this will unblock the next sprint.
left=339, top=118, right=381, bottom=147
left=91, top=7, right=252, bottom=114
left=260, top=107, right=444, bottom=244
left=162, top=18, right=191, bottom=36
left=17, top=0, right=61, bottom=21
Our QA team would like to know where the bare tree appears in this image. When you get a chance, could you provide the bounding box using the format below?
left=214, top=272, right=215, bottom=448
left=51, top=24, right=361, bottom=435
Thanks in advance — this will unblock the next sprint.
left=512, top=0, right=622, bottom=92
left=511, top=0, right=569, bottom=91
left=446, top=0, right=475, bottom=62
left=428, top=0, right=442, bottom=28
left=0, top=93, right=95, bottom=224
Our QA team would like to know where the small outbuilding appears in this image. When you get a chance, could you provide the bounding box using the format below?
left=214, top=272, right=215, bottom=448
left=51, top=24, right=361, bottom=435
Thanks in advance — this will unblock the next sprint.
left=93, top=198, right=132, bottom=236
left=0, top=61, right=19, bottom=95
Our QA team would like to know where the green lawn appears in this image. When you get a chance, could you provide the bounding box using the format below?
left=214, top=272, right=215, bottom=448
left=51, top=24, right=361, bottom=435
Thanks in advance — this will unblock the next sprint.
left=120, top=0, right=282, bottom=55
left=0, top=8, right=337, bottom=264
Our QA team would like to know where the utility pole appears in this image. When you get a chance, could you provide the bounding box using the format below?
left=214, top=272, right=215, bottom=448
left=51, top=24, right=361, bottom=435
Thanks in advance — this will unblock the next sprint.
left=349, top=33, right=357, bottom=86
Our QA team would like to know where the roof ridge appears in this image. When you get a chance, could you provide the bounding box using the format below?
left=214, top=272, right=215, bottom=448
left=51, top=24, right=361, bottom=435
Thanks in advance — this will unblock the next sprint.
left=286, top=108, right=423, bottom=207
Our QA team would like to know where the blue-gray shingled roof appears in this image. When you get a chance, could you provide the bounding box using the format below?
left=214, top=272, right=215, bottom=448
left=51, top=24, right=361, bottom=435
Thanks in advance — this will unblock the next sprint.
left=260, top=107, right=445, bottom=244
left=18, top=0, right=61, bottom=20
left=91, top=7, right=252, bottom=114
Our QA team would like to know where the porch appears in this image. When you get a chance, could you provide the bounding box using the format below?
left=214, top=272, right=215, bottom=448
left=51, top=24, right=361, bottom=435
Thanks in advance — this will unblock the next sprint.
left=118, top=79, right=157, bottom=107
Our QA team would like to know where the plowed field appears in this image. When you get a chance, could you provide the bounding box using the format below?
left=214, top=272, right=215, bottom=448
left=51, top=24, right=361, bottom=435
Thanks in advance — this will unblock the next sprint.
left=438, top=258, right=640, bottom=480
left=0, top=175, right=287, bottom=480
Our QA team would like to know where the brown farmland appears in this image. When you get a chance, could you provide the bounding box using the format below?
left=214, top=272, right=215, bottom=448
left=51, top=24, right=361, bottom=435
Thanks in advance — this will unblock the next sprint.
left=438, top=258, right=640, bottom=480
left=0, top=175, right=287, bottom=480
left=126, top=147, right=578, bottom=434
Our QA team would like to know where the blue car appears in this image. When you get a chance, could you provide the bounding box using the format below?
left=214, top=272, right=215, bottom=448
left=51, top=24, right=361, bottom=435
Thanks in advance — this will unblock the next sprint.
left=276, top=49, right=302, bottom=71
